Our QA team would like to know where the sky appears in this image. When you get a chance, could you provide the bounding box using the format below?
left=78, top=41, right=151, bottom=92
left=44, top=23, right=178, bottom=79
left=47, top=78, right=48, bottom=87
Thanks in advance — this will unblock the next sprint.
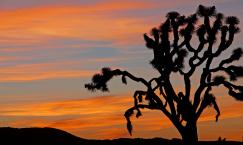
left=0, top=0, right=243, bottom=141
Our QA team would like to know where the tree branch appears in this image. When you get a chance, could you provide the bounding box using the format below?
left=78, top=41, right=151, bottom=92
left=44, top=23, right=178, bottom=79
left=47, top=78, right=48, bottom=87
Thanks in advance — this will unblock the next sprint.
left=195, top=87, right=220, bottom=121
left=85, top=68, right=150, bottom=92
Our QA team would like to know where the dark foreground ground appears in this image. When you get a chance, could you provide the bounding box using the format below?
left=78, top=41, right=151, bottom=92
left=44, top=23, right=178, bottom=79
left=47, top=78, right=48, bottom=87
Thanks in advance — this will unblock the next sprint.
left=0, top=127, right=241, bottom=145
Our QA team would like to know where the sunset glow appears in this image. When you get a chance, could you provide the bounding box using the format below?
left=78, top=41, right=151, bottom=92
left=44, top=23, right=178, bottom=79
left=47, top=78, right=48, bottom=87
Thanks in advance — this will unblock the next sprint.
left=0, top=0, right=242, bottom=141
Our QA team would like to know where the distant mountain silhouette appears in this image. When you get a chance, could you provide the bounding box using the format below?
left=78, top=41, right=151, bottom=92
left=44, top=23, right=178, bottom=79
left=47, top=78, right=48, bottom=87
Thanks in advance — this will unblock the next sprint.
left=0, top=127, right=241, bottom=145
left=0, top=127, right=82, bottom=145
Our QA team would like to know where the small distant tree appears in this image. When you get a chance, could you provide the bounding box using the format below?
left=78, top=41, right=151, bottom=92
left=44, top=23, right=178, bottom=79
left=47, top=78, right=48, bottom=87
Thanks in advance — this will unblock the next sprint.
left=85, top=5, right=243, bottom=145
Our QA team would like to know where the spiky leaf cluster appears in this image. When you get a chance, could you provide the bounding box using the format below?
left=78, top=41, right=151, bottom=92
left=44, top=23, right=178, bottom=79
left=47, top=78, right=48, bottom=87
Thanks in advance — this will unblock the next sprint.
left=85, top=67, right=114, bottom=92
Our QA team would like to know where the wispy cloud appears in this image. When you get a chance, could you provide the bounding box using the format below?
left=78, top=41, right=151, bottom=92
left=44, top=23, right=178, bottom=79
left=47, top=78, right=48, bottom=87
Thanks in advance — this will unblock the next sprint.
left=0, top=0, right=242, bottom=141
left=0, top=1, right=158, bottom=49
left=0, top=95, right=242, bottom=139
left=0, top=61, right=95, bottom=82
left=0, top=1, right=160, bottom=82
left=0, top=95, right=131, bottom=116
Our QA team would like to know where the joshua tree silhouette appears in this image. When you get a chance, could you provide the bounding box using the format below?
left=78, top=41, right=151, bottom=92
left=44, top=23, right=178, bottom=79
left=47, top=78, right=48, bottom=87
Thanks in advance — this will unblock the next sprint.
left=85, top=5, right=243, bottom=145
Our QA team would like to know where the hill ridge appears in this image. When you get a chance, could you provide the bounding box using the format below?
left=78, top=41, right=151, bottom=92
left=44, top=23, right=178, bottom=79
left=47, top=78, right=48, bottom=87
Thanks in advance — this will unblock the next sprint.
left=0, top=127, right=241, bottom=145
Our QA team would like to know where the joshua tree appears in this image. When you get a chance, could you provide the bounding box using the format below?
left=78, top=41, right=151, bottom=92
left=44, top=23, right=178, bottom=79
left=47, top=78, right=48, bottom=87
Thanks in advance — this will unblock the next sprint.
left=85, top=5, right=243, bottom=145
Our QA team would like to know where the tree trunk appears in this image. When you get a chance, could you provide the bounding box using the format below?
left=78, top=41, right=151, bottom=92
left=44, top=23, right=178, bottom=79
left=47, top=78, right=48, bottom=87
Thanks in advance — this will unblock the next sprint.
left=181, top=122, right=198, bottom=145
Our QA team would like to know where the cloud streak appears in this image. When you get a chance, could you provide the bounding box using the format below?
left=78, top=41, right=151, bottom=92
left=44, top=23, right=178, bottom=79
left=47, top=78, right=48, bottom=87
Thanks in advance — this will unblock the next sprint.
left=0, top=61, right=95, bottom=82
left=0, top=1, right=158, bottom=48
left=0, top=0, right=242, bottom=141
left=0, top=95, right=242, bottom=139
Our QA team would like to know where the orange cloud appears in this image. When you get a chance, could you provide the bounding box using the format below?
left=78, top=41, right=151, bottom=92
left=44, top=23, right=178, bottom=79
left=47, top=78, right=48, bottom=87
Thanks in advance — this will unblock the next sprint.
left=0, top=61, right=95, bottom=82
left=0, top=54, right=148, bottom=82
left=0, top=56, right=19, bottom=62
left=0, top=95, right=242, bottom=140
left=0, top=1, right=242, bottom=140
left=0, top=95, right=133, bottom=138
left=0, top=1, right=158, bottom=50
left=0, top=95, right=132, bottom=116
left=0, top=95, right=174, bottom=139
left=198, top=103, right=243, bottom=122
left=0, top=1, right=160, bottom=83
left=0, top=0, right=231, bottom=50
